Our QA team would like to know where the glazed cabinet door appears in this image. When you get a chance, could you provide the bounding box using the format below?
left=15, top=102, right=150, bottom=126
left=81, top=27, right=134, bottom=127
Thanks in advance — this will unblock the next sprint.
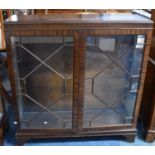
left=11, top=35, right=77, bottom=130
left=81, top=34, right=146, bottom=129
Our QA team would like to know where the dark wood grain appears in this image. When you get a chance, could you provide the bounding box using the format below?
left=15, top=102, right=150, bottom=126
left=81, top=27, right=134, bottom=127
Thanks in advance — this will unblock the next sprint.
left=5, top=14, right=153, bottom=25
left=140, top=9, right=155, bottom=142
left=32, top=9, right=131, bottom=15
left=33, top=9, right=85, bottom=15
left=0, top=10, right=6, bottom=51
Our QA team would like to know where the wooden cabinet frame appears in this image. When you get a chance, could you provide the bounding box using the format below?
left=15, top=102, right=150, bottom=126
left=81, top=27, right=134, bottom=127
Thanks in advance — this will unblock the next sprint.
left=0, top=10, right=6, bottom=51
left=4, top=14, right=153, bottom=145
left=140, top=9, right=155, bottom=142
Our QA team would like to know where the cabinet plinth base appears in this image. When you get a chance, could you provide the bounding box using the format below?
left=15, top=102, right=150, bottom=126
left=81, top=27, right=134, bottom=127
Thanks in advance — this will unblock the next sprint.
left=122, top=134, right=136, bottom=142
left=15, top=128, right=137, bottom=145
left=16, top=137, right=30, bottom=146
left=145, top=132, right=155, bottom=142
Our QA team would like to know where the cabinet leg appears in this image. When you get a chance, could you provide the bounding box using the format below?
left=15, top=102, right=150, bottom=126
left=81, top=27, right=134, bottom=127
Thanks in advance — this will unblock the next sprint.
left=123, top=134, right=136, bottom=142
left=145, top=133, right=155, bottom=143
left=0, top=128, right=4, bottom=146
left=16, top=137, right=29, bottom=146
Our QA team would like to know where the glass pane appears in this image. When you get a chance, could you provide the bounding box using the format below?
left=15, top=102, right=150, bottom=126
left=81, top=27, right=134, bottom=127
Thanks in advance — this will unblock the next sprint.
left=83, top=35, right=145, bottom=128
left=11, top=36, right=73, bottom=129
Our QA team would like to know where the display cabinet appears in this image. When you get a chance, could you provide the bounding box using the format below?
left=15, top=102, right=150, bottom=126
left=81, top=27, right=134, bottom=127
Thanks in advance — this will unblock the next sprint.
left=0, top=10, right=5, bottom=51
left=0, top=85, right=5, bottom=145
left=0, top=57, right=6, bottom=145
left=32, top=9, right=131, bottom=15
left=0, top=9, right=11, bottom=51
left=141, top=10, right=155, bottom=142
left=0, top=93, right=4, bottom=145
left=4, top=13, right=153, bottom=145
left=141, top=56, right=155, bottom=142
left=0, top=57, right=10, bottom=145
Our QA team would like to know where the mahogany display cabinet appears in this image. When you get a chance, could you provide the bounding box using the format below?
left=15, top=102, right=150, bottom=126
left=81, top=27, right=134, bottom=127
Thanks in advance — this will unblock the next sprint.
left=141, top=53, right=155, bottom=142
left=0, top=79, right=6, bottom=146
left=140, top=10, right=155, bottom=142
left=0, top=87, right=5, bottom=145
left=0, top=56, right=10, bottom=145
left=4, top=13, right=153, bottom=145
